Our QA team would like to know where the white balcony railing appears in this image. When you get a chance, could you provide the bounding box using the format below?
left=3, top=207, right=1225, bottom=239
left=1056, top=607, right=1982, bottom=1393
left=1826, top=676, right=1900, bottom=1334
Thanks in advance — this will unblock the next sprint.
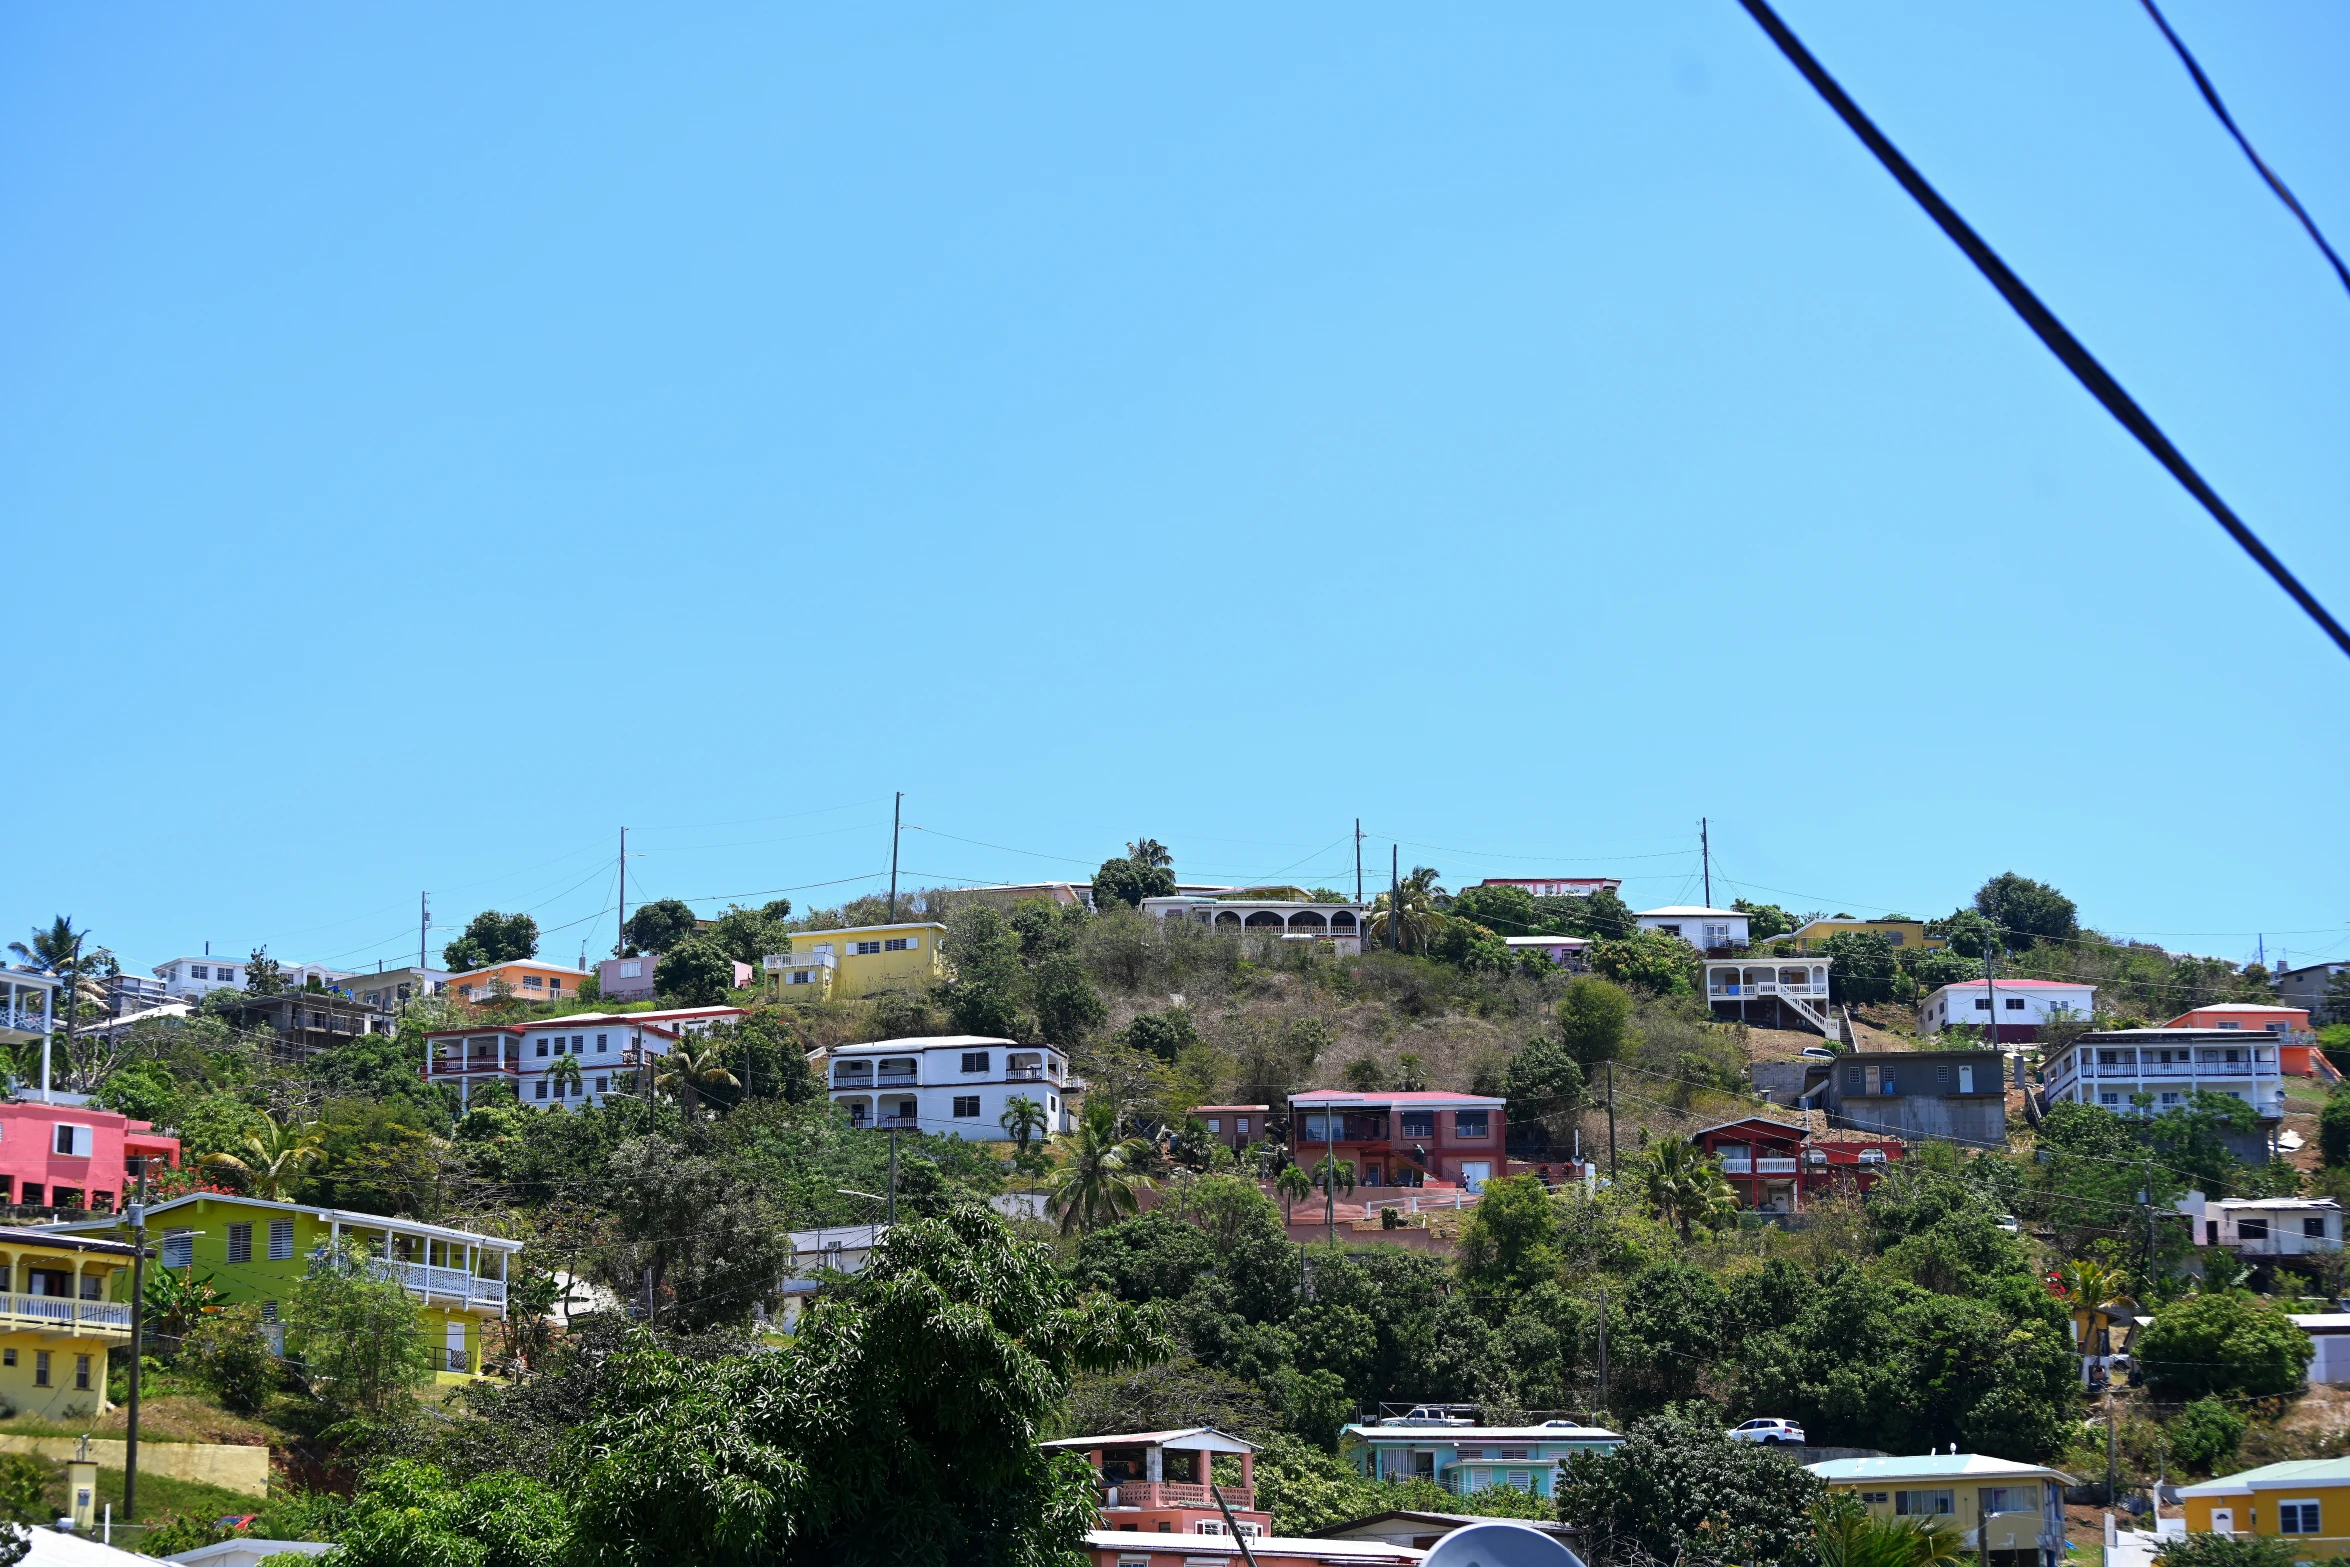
left=2, top=1295, right=131, bottom=1333
left=1756, top=1157, right=1800, bottom=1174
left=1719, top=1157, right=1753, bottom=1174
left=370, top=1261, right=506, bottom=1307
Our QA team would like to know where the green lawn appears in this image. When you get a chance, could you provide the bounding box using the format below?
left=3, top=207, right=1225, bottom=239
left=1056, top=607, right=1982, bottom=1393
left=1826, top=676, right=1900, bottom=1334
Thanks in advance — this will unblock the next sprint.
left=38, top=1463, right=263, bottom=1539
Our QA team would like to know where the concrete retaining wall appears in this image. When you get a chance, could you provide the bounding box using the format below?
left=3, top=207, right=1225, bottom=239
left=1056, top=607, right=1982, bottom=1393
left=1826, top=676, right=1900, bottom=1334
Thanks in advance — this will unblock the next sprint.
left=0, top=1435, right=269, bottom=1496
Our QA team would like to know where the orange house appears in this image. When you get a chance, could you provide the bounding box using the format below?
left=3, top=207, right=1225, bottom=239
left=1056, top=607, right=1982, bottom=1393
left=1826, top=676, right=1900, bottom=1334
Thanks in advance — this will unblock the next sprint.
left=448, top=959, right=592, bottom=1005
left=2166, top=1004, right=2318, bottom=1075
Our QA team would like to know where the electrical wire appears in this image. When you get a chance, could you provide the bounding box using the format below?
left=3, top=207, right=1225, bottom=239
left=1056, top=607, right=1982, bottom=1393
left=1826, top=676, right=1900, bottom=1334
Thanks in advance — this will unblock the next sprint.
left=1735, top=0, right=2350, bottom=664
left=2133, top=0, right=2350, bottom=300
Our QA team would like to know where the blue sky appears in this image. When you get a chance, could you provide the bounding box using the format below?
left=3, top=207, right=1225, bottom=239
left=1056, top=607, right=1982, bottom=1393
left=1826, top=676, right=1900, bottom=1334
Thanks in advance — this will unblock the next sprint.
left=5, top=3, right=2346, bottom=980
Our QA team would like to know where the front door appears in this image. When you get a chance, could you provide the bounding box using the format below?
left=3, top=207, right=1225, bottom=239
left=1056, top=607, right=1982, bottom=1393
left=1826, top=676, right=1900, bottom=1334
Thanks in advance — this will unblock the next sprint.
left=1959, top=1064, right=1975, bottom=1093
left=445, top=1321, right=466, bottom=1374
left=2210, top=1510, right=2233, bottom=1535
left=1460, top=1162, right=1493, bottom=1193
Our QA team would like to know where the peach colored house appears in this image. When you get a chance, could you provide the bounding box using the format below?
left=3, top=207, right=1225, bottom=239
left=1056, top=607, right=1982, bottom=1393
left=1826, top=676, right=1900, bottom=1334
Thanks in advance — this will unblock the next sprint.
left=2167, top=1004, right=2317, bottom=1075
left=446, top=959, right=591, bottom=1005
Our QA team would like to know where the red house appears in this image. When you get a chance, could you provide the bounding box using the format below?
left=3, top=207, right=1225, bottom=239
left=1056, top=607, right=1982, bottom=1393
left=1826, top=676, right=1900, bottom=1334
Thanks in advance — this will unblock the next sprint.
left=1288, top=1090, right=1506, bottom=1191
left=1040, top=1427, right=1265, bottom=1539
left=1688, top=1116, right=1902, bottom=1216
left=0, top=1102, right=181, bottom=1214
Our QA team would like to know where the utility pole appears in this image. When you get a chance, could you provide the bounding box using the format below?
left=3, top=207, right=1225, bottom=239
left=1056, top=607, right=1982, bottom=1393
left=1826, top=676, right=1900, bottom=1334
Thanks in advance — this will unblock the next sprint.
left=1594, top=1284, right=1609, bottom=1418
left=124, top=1159, right=148, bottom=1523
left=887, top=1128, right=899, bottom=1225
left=1325, top=1109, right=1337, bottom=1246
left=1354, top=819, right=1362, bottom=904
left=1606, top=1061, right=1618, bottom=1178
left=1984, top=942, right=2001, bottom=1051
left=419, top=892, right=429, bottom=971
left=1701, top=817, right=1711, bottom=909
left=887, top=792, right=903, bottom=923
left=2105, top=1383, right=2118, bottom=1504
left=618, top=827, right=628, bottom=957
left=1388, top=847, right=1400, bottom=952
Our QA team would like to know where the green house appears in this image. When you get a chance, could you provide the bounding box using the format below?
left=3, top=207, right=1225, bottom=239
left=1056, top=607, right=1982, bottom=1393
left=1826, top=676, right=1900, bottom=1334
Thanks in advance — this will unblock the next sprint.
left=54, top=1193, right=524, bottom=1381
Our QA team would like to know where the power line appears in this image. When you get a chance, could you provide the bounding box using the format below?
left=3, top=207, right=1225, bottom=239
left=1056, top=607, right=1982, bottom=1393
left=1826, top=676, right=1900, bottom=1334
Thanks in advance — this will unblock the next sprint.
left=2134, top=0, right=2350, bottom=300
left=1735, top=0, right=2350, bottom=665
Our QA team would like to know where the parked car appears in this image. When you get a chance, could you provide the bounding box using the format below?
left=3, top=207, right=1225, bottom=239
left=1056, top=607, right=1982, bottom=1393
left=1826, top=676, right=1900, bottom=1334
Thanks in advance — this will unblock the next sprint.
left=1995, top=1215, right=2021, bottom=1234
left=1727, top=1418, right=1806, bottom=1445
left=1800, top=1047, right=1837, bottom=1060
left=1380, top=1405, right=1477, bottom=1427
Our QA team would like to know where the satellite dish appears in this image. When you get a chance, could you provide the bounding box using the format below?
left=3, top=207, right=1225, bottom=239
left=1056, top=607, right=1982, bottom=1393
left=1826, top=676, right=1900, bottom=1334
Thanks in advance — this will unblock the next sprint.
left=1422, top=1521, right=1584, bottom=1567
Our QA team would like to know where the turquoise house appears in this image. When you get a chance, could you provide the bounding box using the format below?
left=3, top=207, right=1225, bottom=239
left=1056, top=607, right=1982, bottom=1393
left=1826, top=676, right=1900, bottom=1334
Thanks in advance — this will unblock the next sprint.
left=1338, top=1421, right=1621, bottom=1498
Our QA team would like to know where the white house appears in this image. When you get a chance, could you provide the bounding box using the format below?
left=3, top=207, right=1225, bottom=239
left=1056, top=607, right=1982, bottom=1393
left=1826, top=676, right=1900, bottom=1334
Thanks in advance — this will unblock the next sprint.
left=1503, top=936, right=1589, bottom=968
left=1917, top=978, right=2096, bottom=1041
left=424, top=1006, right=748, bottom=1110
left=0, top=970, right=58, bottom=1045
left=1478, top=877, right=1621, bottom=899
left=2044, top=1029, right=2284, bottom=1159
left=772, top=1222, right=887, bottom=1332
left=827, top=1034, right=1074, bottom=1139
left=1140, top=896, right=1370, bottom=955
left=1635, top=906, right=1749, bottom=949
left=350, top=965, right=450, bottom=1012
left=152, top=955, right=353, bottom=1000
left=2173, top=1193, right=2338, bottom=1255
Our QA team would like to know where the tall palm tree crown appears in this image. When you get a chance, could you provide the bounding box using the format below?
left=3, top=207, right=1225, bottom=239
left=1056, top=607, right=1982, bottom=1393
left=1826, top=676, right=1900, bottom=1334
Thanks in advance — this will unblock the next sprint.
left=1641, top=1139, right=1738, bottom=1240
left=654, top=1037, right=739, bottom=1115
left=999, top=1095, right=1049, bottom=1154
left=1047, top=1099, right=1155, bottom=1235
left=1366, top=868, right=1443, bottom=953
left=1275, top=1162, right=1312, bottom=1222
left=200, top=1115, right=327, bottom=1202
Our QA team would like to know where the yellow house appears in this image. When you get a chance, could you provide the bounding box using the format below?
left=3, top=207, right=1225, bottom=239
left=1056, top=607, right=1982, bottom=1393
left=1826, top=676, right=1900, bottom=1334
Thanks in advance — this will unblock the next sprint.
left=2180, top=1460, right=2350, bottom=1557
left=762, top=923, right=947, bottom=1002
left=0, top=1227, right=138, bottom=1421
left=1773, top=918, right=1947, bottom=955
left=1809, top=1454, right=2073, bottom=1567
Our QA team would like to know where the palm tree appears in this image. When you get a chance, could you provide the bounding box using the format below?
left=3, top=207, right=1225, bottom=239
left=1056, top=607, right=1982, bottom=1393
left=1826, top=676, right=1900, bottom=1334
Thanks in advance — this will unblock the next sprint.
left=1641, top=1139, right=1737, bottom=1241
left=1000, top=1094, right=1049, bottom=1154
left=8, top=917, right=112, bottom=1082
left=1047, top=1099, right=1156, bottom=1235
left=655, top=1037, right=740, bottom=1115
left=1813, top=1494, right=1967, bottom=1567
left=548, top=1054, right=585, bottom=1104
left=1313, top=1151, right=1356, bottom=1235
left=200, top=1115, right=327, bottom=1202
left=1275, top=1161, right=1313, bottom=1222
left=1127, top=838, right=1173, bottom=870
left=142, top=1267, right=225, bottom=1351
left=1366, top=868, right=1443, bottom=953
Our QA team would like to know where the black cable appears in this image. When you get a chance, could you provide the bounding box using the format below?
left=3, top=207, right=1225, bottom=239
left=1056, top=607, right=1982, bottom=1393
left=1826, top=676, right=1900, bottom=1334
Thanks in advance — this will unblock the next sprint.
left=1733, top=0, right=2350, bottom=664
left=2135, top=0, right=2350, bottom=301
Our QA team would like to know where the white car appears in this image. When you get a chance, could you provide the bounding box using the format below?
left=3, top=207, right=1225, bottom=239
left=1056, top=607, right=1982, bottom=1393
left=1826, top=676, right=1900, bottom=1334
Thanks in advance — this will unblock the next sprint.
left=1380, top=1405, right=1476, bottom=1427
left=1995, top=1215, right=2021, bottom=1234
left=1727, top=1418, right=1806, bottom=1445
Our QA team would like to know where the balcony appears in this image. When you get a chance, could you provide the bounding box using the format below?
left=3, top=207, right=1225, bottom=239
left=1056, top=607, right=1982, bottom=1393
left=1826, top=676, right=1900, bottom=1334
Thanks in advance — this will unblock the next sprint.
left=371, top=1260, right=507, bottom=1308
left=1, top=1295, right=131, bottom=1338
left=1756, top=1156, right=1799, bottom=1174
left=429, top=1057, right=517, bottom=1075
left=1006, top=1066, right=1050, bottom=1082
left=1103, top=1482, right=1252, bottom=1512
left=875, top=1070, right=917, bottom=1085
left=874, top=1114, right=918, bottom=1130
left=2079, top=1060, right=2276, bottom=1079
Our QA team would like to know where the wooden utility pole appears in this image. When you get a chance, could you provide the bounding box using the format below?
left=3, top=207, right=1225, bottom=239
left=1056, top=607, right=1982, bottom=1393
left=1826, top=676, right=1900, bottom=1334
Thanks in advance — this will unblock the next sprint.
left=618, top=827, right=628, bottom=956
left=1700, top=817, right=1711, bottom=908
left=1354, top=819, right=1362, bottom=904
left=1388, top=847, right=1399, bottom=952
left=1606, top=1061, right=1618, bottom=1177
left=124, top=1160, right=148, bottom=1522
left=887, top=793, right=903, bottom=923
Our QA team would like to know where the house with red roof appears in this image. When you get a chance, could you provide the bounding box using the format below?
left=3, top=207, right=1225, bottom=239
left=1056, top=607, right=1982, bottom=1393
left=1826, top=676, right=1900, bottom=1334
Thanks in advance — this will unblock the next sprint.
left=1916, top=978, right=2096, bottom=1043
left=1287, top=1090, right=1505, bottom=1192
left=1687, top=1116, right=1903, bottom=1216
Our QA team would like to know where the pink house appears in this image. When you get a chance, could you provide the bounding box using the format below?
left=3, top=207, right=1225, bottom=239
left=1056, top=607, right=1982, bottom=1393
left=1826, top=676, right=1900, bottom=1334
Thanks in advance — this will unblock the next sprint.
left=0, top=1103, right=181, bottom=1214
left=2167, top=1004, right=2317, bottom=1075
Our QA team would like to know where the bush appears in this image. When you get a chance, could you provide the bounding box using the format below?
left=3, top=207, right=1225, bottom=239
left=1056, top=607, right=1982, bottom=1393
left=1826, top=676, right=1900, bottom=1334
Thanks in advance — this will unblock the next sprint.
left=2137, top=1292, right=2312, bottom=1401
left=2165, top=1396, right=2246, bottom=1474
left=182, top=1303, right=277, bottom=1415
left=2320, top=1087, right=2350, bottom=1168
left=2154, top=1533, right=2300, bottom=1567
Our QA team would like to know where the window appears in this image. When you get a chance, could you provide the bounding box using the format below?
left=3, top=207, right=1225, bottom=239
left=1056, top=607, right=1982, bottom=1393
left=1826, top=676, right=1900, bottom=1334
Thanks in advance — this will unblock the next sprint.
left=535, top=1081, right=549, bottom=1100
left=1937, top=1066, right=1949, bottom=1084
left=1454, top=1111, right=1490, bottom=1137
left=953, top=1096, right=981, bottom=1118
left=537, top=1039, right=551, bottom=1057
left=2240, top=1218, right=2271, bottom=1241
left=595, top=1076, right=607, bottom=1092
left=33, top=1353, right=48, bottom=1388
left=884, top=938, right=910, bottom=952
left=1981, top=1487, right=2027, bottom=1515
left=53, top=1125, right=91, bottom=1157
left=1974, top=998, right=1992, bottom=1011
left=596, top=1034, right=609, bottom=1053
left=226, top=1223, right=253, bottom=1263
left=1847, top=1068, right=1864, bottom=1089
left=549, top=977, right=562, bottom=992
left=2101, top=1092, right=2122, bottom=1106
left=1, top=1351, right=12, bottom=1368
left=1859, top=1492, right=1889, bottom=1505
left=1400, top=1112, right=1435, bottom=1138
left=162, top=1231, right=193, bottom=1268
left=523, top=976, right=543, bottom=990
left=74, top=1355, right=90, bottom=1390
left=961, top=1052, right=990, bottom=1073
left=269, top=1219, right=294, bottom=1260
left=2282, top=1502, right=2323, bottom=1535
left=853, top=941, right=882, bottom=956
left=788, top=971, right=812, bottom=985
left=192, top=965, right=211, bottom=980
left=1205, top=1118, right=1221, bottom=1133
left=619, top=961, right=642, bottom=978
left=1894, top=1490, right=1953, bottom=1517
left=572, top=1036, right=584, bottom=1053
left=2309, top=1217, right=2330, bottom=1238
left=2005, top=997, right=2026, bottom=1011
left=260, top=1301, right=278, bottom=1324
left=219, top=967, right=237, bottom=983
left=1236, top=1117, right=1250, bottom=1137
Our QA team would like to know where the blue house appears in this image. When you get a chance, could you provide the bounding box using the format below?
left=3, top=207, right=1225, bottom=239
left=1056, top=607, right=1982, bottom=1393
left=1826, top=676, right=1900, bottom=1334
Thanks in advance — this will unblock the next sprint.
left=1338, top=1422, right=1621, bottom=1499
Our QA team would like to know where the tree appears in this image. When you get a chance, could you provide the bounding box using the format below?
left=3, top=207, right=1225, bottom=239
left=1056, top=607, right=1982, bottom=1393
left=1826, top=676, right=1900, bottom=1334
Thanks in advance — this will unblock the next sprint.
left=2166, top=1395, right=2247, bottom=1474
left=286, top=1239, right=437, bottom=1418
left=1311, top=1151, right=1354, bottom=1232
left=1812, top=1492, right=1967, bottom=1567
left=1557, top=977, right=1633, bottom=1071
left=198, top=1114, right=326, bottom=1201
left=1559, top=1407, right=1826, bottom=1567
left=653, top=938, right=739, bottom=1007
left=1127, top=838, right=1174, bottom=870
left=1049, top=1098, right=1157, bottom=1234
left=1640, top=1140, right=1736, bottom=1241
left=1450, top=884, right=1541, bottom=937
left=445, top=909, right=540, bottom=970
left=1588, top=931, right=1700, bottom=996
left=1820, top=930, right=1902, bottom=1005
left=2325, top=968, right=2350, bottom=1026
left=2319, top=1086, right=2350, bottom=1167
left=563, top=1209, right=1167, bottom=1566
left=1276, top=1161, right=1313, bottom=1222
left=183, top=1301, right=278, bottom=1415
left=654, top=1036, right=740, bottom=1115
left=143, top=1266, right=226, bottom=1352
left=331, top=1460, right=566, bottom=1567
left=1366, top=868, right=1443, bottom=953
left=1093, top=850, right=1178, bottom=909
left=9, top=916, right=111, bottom=1058
left=1932, top=908, right=2001, bottom=960
left=704, top=901, right=792, bottom=968
left=943, top=903, right=1029, bottom=1038
left=548, top=1054, right=585, bottom=1101
left=1124, top=1009, right=1199, bottom=1062
left=244, top=946, right=285, bottom=995
left=1733, top=900, right=1799, bottom=942
left=618, top=897, right=699, bottom=958
left=1456, top=1173, right=1559, bottom=1296
left=2154, top=1534, right=2301, bottom=1567
left=0, top=1452, right=47, bottom=1567
left=1972, top=873, right=2078, bottom=951
left=605, top=1137, right=792, bottom=1330
left=1033, top=951, right=1107, bottom=1046
left=2136, top=1291, right=2312, bottom=1401
left=999, top=1095, right=1048, bottom=1154
left=1504, top=1035, right=1586, bottom=1155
